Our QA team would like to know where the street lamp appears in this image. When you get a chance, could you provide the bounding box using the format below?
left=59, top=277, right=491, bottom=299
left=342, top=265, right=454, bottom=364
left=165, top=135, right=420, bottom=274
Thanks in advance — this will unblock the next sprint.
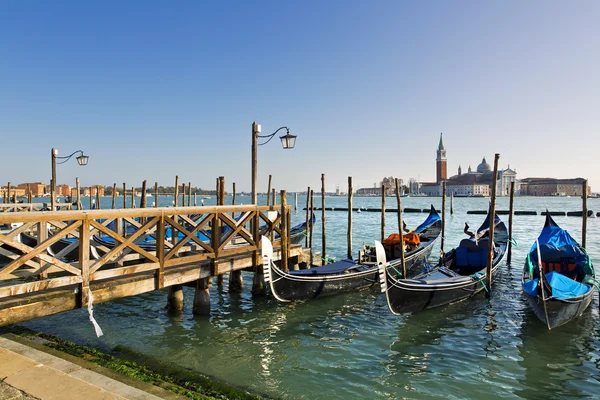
left=51, top=148, right=89, bottom=210
left=251, top=122, right=297, bottom=205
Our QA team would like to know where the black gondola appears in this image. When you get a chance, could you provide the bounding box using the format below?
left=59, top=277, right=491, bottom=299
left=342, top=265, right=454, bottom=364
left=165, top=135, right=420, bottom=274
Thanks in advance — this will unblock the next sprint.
left=521, top=214, right=596, bottom=330
left=262, top=206, right=442, bottom=302
left=379, top=212, right=508, bottom=314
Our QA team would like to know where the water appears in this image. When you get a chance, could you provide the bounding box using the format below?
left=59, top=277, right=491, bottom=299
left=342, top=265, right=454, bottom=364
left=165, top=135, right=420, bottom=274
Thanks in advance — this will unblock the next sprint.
left=17, top=195, right=600, bottom=399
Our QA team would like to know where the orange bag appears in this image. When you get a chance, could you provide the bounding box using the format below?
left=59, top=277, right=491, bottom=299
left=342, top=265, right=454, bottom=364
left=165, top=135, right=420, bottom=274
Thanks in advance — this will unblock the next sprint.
left=382, top=232, right=420, bottom=246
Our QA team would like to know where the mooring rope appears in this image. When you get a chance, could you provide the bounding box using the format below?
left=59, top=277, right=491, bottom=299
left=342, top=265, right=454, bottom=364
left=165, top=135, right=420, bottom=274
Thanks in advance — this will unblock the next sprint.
left=471, top=271, right=489, bottom=294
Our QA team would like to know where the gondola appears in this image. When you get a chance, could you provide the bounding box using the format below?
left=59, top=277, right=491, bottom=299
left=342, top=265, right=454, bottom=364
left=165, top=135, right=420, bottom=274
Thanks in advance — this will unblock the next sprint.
left=262, top=206, right=442, bottom=302
left=521, top=214, right=596, bottom=330
left=379, top=212, right=507, bottom=314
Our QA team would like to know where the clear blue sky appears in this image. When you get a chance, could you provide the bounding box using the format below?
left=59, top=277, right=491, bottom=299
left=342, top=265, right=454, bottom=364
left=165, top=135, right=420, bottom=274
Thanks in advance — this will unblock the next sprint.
left=1, top=1, right=598, bottom=192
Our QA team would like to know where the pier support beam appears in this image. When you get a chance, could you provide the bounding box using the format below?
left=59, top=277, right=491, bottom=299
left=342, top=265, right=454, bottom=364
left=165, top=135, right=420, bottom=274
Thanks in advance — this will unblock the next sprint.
left=167, top=285, right=184, bottom=312
left=193, top=277, right=212, bottom=315
left=229, top=271, right=243, bottom=293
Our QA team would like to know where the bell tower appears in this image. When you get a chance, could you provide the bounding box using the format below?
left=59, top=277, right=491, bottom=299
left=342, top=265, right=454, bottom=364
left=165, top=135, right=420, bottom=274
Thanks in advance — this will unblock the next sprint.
left=436, top=133, right=447, bottom=183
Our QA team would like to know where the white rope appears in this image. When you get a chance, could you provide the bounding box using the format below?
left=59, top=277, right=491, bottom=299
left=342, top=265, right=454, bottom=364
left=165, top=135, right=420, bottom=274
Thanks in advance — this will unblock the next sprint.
left=87, top=288, right=104, bottom=337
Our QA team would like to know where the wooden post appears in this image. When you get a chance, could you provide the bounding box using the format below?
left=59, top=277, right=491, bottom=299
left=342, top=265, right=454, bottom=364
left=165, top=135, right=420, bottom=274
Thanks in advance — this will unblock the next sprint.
left=167, top=285, right=184, bottom=311
left=174, top=176, right=179, bottom=207
left=232, top=182, right=236, bottom=219
left=76, top=178, right=81, bottom=210
left=194, top=193, right=197, bottom=206
left=281, top=190, right=289, bottom=272
left=450, top=192, right=454, bottom=215
left=214, top=177, right=225, bottom=289
left=305, top=186, right=310, bottom=248
left=140, top=180, right=147, bottom=209
left=441, top=181, right=446, bottom=261
left=295, top=192, right=298, bottom=211
left=27, top=184, right=31, bottom=203
left=485, top=153, right=500, bottom=298
left=181, top=183, right=186, bottom=207
left=321, top=174, right=327, bottom=263
left=395, top=178, right=406, bottom=278
left=111, top=183, right=116, bottom=209
left=78, top=216, right=91, bottom=308
left=187, top=182, right=191, bottom=207
left=267, top=175, right=272, bottom=206
left=310, top=189, right=315, bottom=265
left=122, top=183, right=127, bottom=209
left=154, top=182, right=159, bottom=208
left=89, top=188, right=93, bottom=210
left=381, top=184, right=386, bottom=242
left=95, top=186, right=101, bottom=209
left=130, top=186, right=135, bottom=208
left=582, top=179, right=588, bottom=249
left=193, top=277, right=212, bottom=315
left=272, top=188, right=276, bottom=207
left=347, top=177, right=353, bottom=259
left=7, top=182, right=11, bottom=204
left=507, top=181, right=515, bottom=265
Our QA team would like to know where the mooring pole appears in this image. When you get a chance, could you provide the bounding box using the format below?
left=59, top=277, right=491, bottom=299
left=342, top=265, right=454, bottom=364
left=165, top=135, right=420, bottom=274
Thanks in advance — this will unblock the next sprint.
left=267, top=175, right=272, bottom=206
left=130, top=186, right=135, bottom=208
left=174, top=176, right=179, bottom=207
left=140, top=180, right=147, bottom=209
left=305, top=186, right=310, bottom=248
left=507, top=181, right=515, bottom=265
left=582, top=179, right=588, bottom=249
left=188, top=181, right=192, bottom=207
left=381, top=184, right=386, bottom=242
left=347, top=177, right=353, bottom=259
left=76, top=178, right=81, bottom=210
left=485, top=153, right=500, bottom=298
left=95, top=185, right=101, bottom=209
left=122, top=183, right=127, bottom=209
left=441, top=181, right=446, bottom=262
left=321, top=174, right=327, bottom=263
left=310, top=189, right=315, bottom=265
left=272, top=188, right=276, bottom=206
left=450, top=192, right=454, bottom=215
left=295, top=192, right=298, bottom=212
left=395, top=178, right=406, bottom=278
left=280, top=190, right=289, bottom=272
left=111, top=183, right=116, bottom=209
left=154, top=182, right=159, bottom=208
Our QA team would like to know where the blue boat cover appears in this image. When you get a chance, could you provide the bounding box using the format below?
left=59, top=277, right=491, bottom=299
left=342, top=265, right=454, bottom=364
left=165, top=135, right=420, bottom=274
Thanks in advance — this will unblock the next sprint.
left=288, top=259, right=361, bottom=276
left=522, top=271, right=592, bottom=300
left=413, top=205, right=441, bottom=234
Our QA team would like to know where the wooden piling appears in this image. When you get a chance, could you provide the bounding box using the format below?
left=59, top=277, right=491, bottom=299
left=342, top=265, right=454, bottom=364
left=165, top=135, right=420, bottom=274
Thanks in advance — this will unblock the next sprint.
left=111, top=183, right=116, bottom=209
left=507, top=181, right=515, bottom=265
left=305, top=187, right=310, bottom=248
left=89, top=189, right=93, bottom=210
left=310, top=189, right=315, bottom=264
left=140, top=180, right=147, bottom=209
left=174, top=176, right=179, bottom=207
left=267, top=175, right=272, bottom=206
left=167, top=284, right=184, bottom=311
left=395, top=178, right=406, bottom=278
left=7, top=182, right=11, bottom=204
left=193, top=277, right=212, bottom=315
left=232, top=182, right=236, bottom=218
left=450, top=192, right=454, bottom=215
left=272, top=188, right=276, bottom=207
left=130, top=186, right=135, bottom=208
left=122, top=183, right=127, bottom=209
left=381, top=184, right=386, bottom=242
left=95, top=186, right=101, bottom=209
left=321, top=174, right=327, bottom=263
left=441, top=181, right=446, bottom=261
left=76, top=178, right=81, bottom=210
left=154, top=182, right=158, bottom=208
left=295, top=192, right=298, bottom=211
left=582, top=179, right=588, bottom=249
left=27, top=184, right=31, bottom=203
left=217, top=176, right=226, bottom=289
left=281, top=190, right=289, bottom=272
left=181, top=183, right=186, bottom=207
left=485, top=153, right=500, bottom=298
left=187, top=182, right=191, bottom=207
left=347, top=177, right=353, bottom=259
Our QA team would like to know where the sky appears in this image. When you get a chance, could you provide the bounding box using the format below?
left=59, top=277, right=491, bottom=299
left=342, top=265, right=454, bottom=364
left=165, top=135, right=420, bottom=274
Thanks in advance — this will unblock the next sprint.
left=1, top=1, right=599, bottom=193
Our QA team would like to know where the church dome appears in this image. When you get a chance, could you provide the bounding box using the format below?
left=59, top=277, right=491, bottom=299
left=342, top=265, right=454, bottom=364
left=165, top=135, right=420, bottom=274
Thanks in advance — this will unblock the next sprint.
left=477, top=157, right=491, bottom=173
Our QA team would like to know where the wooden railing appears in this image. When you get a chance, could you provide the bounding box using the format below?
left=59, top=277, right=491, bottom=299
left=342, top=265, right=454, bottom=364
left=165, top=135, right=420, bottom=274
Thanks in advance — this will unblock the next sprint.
left=0, top=204, right=291, bottom=309
left=0, top=203, right=73, bottom=212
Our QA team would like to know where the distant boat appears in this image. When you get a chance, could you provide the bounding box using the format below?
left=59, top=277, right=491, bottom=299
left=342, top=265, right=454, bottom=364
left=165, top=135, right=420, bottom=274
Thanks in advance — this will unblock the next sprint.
left=203, top=196, right=211, bottom=200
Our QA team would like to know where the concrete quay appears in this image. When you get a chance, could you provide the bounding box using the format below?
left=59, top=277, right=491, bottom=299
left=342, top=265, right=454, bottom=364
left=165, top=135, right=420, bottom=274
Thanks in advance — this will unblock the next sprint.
left=0, top=334, right=185, bottom=400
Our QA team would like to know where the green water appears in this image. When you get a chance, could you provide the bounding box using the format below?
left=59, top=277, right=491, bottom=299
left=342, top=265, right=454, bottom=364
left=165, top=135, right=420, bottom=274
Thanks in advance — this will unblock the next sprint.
left=18, top=196, right=600, bottom=399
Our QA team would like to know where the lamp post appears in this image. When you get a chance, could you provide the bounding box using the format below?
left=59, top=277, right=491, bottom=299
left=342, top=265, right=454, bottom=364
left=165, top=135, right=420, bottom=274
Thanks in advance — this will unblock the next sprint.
left=251, top=122, right=297, bottom=205
left=51, top=148, right=89, bottom=210
left=251, top=122, right=296, bottom=295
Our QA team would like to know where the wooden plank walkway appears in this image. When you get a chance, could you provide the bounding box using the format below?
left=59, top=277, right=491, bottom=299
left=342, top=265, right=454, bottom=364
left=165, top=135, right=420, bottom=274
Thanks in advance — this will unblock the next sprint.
left=0, top=204, right=304, bottom=325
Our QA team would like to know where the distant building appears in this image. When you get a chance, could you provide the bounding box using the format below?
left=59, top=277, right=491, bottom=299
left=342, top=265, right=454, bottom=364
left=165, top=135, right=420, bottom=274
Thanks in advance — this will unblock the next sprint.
left=57, top=184, right=71, bottom=197
left=17, top=182, right=47, bottom=196
left=519, top=178, right=590, bottom=196
left=436, top=133, right=447, bottom=183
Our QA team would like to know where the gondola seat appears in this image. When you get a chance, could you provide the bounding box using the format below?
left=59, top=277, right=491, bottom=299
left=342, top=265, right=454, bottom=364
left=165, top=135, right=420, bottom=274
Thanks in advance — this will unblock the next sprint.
left=455, top=238, right=491, bottom=274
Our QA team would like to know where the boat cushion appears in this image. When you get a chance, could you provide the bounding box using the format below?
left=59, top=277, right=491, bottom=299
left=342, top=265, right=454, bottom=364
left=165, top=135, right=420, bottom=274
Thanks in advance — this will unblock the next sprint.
left=522, top=271, right=592, bottom=300
left=288, top=259, right=361, bottom=276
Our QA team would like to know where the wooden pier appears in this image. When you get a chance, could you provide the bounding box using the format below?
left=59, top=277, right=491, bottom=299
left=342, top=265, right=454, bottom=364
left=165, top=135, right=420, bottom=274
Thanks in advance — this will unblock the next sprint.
left=0, top=204, right=308, bottom=326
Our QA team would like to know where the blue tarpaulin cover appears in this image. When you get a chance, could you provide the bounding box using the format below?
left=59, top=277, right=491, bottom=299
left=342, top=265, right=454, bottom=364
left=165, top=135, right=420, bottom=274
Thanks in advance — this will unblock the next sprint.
left=413, top=205, right=441, bottom=234
left=523, top=271, right=592, bottom=300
